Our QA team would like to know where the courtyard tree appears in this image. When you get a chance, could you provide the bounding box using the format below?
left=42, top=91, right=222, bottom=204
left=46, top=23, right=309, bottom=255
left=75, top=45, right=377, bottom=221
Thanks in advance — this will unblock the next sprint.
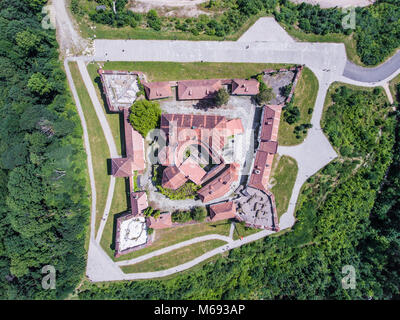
left=129, top=99, right=162, bottom=138
left=214, top=88, right=230, bottom=106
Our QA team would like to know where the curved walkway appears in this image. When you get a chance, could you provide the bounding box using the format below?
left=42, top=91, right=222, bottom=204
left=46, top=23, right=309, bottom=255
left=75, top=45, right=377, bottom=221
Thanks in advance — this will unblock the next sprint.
left=76, top=60, right=120, bottom=242
left=64, top=60, right=123, bottom=281
left=116, top=234, right=232, bottom=267
left=120, top=229, right=271, bottom=280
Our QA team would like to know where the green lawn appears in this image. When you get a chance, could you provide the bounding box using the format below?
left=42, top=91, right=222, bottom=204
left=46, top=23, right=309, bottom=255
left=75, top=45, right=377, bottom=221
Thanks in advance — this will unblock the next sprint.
left=69, top=62, right=110, bottom=234
left=232, top=222, right=263, bottom=240
left=389, top=73, right=400, bottom=103
left=270, top=155, right=299, bottom=219
left=120, top=240, right=227, bottom=273
left=278, top=67, right=319, bottom=146
left=114, top=219, right=232, bottom=262
left=92, top=61, right=294, bottom=82
left=100, top=177, right=129, bottom=259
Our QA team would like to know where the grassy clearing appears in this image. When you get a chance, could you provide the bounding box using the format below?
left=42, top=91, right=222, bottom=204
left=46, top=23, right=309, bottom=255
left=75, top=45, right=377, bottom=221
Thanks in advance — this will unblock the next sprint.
left=278, top=67, right=319, bottom=146
left=232, top=222, right=263, bottom=240
left=120, top=240, right=227, bottom=273
left=270, top=155, right=299, bottom=219
left=75, top=7, right=267, bottom=42
left=100, top=177, right=128, bottom=259
left=69, top=62, right=110, bottom=234
left=86, top=62, right=123, bottom=156
left=94, top=61, right=294, bottom=82
left=389, top=73, right=400, bottom=102
left=321, top=82, right=388, bottom=127
left=115, top=219, right=231, bottom=262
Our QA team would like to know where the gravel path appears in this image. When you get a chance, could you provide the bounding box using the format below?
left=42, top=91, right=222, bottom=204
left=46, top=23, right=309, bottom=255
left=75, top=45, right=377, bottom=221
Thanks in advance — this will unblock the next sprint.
left=76, top=60, right=120, bottom=244
left=116, top=234, right=232, bottom=267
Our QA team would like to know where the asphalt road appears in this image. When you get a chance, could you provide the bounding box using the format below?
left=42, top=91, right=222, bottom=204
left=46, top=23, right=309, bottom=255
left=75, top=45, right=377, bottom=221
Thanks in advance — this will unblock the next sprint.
left=343, top=50, right=400, bottom=82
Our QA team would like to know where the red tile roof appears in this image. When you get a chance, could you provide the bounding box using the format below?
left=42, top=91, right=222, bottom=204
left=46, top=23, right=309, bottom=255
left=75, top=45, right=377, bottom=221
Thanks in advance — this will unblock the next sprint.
left=179, top=157, right=206, bottom=185
left=111, top=157, right=132, bottom=177
left=258, top=141, right=278, bottom=154
left=248, top=151, right=274, bottom=192
left=197, top=163, right=239, bottom=203
left=231, top=79, right=259, bottom=95
left=124, top=109, right=145, bottom=171
left=177, top=79, right=222, bottom=100
left=260, top=105, right=282, bottom=142
left=147, top=213, right=172, bottom=229
left=130, top=191, right=148, bottom=215
left=143, top=81, right=172, bottom=100
left=161, top=166, right=188, bottom=190
left=225, top=119, right=244, bottom=136
left=111, top=109, right=145, bottom=177
left=209, top=201, right=237, bottom=221
left=161, top=113, right=226, bottom=133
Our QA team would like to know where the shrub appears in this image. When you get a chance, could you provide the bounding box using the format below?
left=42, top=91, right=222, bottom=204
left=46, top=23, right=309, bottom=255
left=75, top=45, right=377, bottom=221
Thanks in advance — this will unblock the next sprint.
left=172, top=210, right=192, bottom=223
left=147, top=9, right=162, bottom=31
left=283, top=104, right=300, bottom=124
left=192, top=207, right=207, bottom=222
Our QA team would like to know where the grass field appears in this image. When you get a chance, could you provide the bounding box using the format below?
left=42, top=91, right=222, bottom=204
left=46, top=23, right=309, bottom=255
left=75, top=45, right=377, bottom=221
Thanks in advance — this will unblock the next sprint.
left=278, top=67, right=319, bottom=146
left=120, top=240, right=227, bottom=273
left=232, top=222, right=263, bottom=240
left=92, top=61, right=294, bottom=82
left=389, top=73, right=400, bottom=102
left=270, top=155, right=299, bottom=219
left=69, top=62, right=110, bottom=234
left=114, top=220, right=232, bottom=262
left=86, top=62, right=123, bottom=156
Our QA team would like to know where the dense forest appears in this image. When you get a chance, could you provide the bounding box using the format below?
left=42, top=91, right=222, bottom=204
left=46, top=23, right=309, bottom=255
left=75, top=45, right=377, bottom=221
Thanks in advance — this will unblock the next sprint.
left=77, top=0, right=400, bottom=65
left=79, top=87, right=400, bottom=300
left=0, top=0, right=90, bottom=299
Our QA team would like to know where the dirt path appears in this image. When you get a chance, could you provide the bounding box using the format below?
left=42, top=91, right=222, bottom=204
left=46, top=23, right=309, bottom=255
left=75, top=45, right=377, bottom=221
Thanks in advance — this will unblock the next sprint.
left=290, top=0, right=375, bottom=8
left=50, top=0, right=91, bottom=56
left=130, top=0, right=210, bottom=17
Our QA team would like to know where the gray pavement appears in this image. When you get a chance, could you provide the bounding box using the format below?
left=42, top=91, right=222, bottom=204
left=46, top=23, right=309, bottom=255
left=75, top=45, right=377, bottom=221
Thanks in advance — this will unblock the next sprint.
left=343, top=50, right=400, bottom=82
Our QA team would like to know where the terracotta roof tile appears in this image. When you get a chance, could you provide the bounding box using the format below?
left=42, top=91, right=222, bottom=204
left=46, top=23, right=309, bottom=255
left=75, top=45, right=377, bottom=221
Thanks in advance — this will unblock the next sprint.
left=177, top=79, right=222, bottom=100
left=232, top=79, right=259, bottom=95
left=143, top=81, right=172, bottom=100
left=147, top=213, right=172, bottom=229
left=209, top=201, right=237, bottom=221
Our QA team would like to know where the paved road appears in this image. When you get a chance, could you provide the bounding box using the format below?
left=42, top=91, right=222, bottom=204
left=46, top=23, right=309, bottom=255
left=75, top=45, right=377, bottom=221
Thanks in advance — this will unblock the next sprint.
left=94, top=39, right=347, bottom=78
left=343, top=51, right=400, bottom=83
left=278, top=77, right=338, bottom=229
